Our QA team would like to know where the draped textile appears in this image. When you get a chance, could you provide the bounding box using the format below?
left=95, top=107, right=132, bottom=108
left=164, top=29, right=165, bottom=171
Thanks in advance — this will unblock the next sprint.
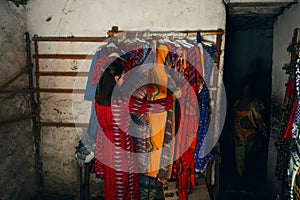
left=194, top=83, right=213, bottom=172
left=172, top=49, right=199, bottom=200
left=146, top=44, right=171, bottom=179
left=94, top=95, right=174, bottom=199
left=87, top=40, right=215, bottom=199
left=289, top=151, right=300, bottom=200
left=233, top=98, right=265, bottom=176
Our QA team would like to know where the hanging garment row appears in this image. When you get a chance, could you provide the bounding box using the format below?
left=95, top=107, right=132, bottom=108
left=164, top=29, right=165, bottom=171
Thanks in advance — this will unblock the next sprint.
left=83, top=32, right=217, bottom=200
left=274, top=28, right=300, bottom=200
left=285, top=47, right=300, bottom=200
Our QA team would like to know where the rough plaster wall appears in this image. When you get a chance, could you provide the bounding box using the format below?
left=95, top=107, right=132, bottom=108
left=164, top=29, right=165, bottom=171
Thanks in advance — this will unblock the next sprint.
left=229, top=0, right=294, bottom=2
left=26, top=0, right=226, bottom=197
left=224, top=29, right=273, bottom=100
left=268, top=3, right=300, bottom=196
left=27, top=0, right=226, bottom=36
left=0, top=1, right=38, bottom=200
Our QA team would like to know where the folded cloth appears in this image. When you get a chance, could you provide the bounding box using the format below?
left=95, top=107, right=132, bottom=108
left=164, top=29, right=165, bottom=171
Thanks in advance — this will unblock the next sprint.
left=75, top=140, right=94, bottom=167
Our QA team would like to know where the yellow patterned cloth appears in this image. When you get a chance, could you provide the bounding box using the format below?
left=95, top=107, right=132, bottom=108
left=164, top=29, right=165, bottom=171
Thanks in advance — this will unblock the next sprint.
left=146, top=45, right=171, bottom=178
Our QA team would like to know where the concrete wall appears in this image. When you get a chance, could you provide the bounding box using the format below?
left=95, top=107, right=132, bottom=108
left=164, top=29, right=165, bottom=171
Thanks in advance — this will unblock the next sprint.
left=27, top=0, right=226, bottom=36
left=224, top=29, right=273, bottom=103
left=25, top=0, right=226, bottom=197
left=268, top=2, right=300, bottom=196
left=0, top=1, right=38, bottom=200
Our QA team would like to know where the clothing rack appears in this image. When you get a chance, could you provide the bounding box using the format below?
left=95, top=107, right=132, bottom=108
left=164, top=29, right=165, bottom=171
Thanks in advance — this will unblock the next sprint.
left=279, top=28, right=300, bottom=199
left=0, top=26, right=224, bottom=199
left=105, top=26, right=224, bottom=200
left=107, top=26, right=224, bottom=69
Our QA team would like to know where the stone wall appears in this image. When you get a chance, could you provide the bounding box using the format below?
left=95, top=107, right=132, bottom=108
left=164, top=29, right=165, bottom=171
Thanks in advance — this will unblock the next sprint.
left=0, top=1, right=38, bottom=200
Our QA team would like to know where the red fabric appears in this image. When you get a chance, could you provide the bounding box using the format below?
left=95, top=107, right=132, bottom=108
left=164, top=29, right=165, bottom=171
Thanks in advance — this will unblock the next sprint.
left=176, top=137, right=197, bottom=199
left=172, top=82, right=198, bottom=200
left=94, top=95, right=174, bottom=199
left=283, top=80, right=295, bottom=108
left=284, top=98, right=299, bottom=140
left=171, top=50, right=200, bottom=199
left=95, top=104, right=139, bottom=200
left=129, top=95, right=173, bottom=114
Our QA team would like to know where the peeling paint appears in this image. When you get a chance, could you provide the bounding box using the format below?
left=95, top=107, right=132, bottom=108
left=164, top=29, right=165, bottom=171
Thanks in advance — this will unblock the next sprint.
left=45, top=15, right=52, bottom=22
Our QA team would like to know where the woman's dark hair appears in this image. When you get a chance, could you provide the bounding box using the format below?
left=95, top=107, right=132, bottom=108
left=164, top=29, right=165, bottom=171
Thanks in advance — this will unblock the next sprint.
left=96, top=59, right=124, bottom=106
left=239, top=77, right=255, bottom=99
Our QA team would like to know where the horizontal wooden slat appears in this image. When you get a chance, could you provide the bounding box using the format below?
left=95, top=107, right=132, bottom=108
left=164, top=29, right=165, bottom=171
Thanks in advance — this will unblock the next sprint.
left=32, top=36, right=108, bottom=42
left=39, top=122, right=88, bottom=127
left=36, top=72, right=89, bottom=77
left=33, top=54, right=93, bottom=59
left=0, top=88, right=85, bottom=94
left=0, top=114, right=36, bottom=126
left=38, top=88, right=85, bottom=93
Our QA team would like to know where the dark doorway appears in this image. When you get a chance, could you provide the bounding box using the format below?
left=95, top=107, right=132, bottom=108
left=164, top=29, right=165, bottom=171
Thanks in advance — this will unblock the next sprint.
left=219, top=15, right=273, bottom=199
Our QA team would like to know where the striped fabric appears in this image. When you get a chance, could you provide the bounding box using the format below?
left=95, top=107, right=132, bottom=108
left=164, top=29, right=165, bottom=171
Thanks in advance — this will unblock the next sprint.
left=94, top=94, right=174, bottom=199
left=289, top=151, right=300, bottom=200
left=95, top=103, right=139, bottom=200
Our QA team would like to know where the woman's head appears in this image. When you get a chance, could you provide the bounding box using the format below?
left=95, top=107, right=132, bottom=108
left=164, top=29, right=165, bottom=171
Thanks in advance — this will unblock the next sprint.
left=96, top=59, right=125, bottom=106
left=240, top=78, right=253, bottom=99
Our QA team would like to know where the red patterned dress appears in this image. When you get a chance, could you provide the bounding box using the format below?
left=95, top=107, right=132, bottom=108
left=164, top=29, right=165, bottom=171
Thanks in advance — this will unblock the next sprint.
left=94, top=95, right=174, bottom=200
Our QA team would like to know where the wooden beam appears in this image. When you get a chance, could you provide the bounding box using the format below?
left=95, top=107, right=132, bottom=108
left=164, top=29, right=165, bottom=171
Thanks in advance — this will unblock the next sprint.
left=32, top=36, right=108, bottom=42
left=0, top=88, right=85, bottom=94
left=0, top=66, right=32, bottom=89
left=0, top=113, right=36, bottom=126
left=36, top=72, right=89, bottom=77
left=39, top=122, right=88, bottom=127
left=33, top=54, right=93, bottom=60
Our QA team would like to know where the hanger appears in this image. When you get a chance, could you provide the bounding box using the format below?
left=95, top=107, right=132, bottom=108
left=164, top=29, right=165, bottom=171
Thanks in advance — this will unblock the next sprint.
left=174, top=38, right=190, bottom=48
left=181, top=38, right=194, bottom=48
left=124, top=37, right=134, bottom=44
left=135, top=36, right=147, bottom=43
left=196, top=31, right=215, bottom=46
left=123, top=32, right=135, bottom=44
left=107, top=42, right=118, bottom=49
left=180, top=33, right=194, bottom=48
left=164, top=33, right=181, bottom=47
left=185, top=34, right=197, bottom=46
left=108, top=52, right=125, bottom=60
left=158, top=36, right=165, bottom=44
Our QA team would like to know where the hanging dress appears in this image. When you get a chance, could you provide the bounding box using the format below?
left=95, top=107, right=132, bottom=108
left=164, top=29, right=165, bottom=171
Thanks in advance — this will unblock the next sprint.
left=233, top=98, right=265, bottom=177
left=94, top=94, right=174, bottom=200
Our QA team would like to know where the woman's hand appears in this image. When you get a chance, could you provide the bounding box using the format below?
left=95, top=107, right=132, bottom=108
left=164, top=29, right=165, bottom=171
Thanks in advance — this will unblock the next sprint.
left=173, top=88, right=182, bottom=98
left=132, top=86, right=147, bottom=99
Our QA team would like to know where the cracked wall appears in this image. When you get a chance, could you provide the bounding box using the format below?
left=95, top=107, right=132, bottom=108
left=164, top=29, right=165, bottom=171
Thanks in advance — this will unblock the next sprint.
left=0, top=1, right=38, bottom=200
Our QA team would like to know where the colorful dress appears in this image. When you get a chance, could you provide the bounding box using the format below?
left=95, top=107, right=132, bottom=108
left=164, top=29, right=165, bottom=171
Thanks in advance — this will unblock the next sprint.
left=94, top=95, right=174, bottom=200
left=233, top=98, right=265, bottom=176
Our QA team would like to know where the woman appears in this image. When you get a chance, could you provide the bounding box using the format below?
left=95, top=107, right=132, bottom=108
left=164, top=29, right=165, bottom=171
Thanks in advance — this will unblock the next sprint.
left=233, top=82, right=266, bottom=180
left=94, top=59, right=181, bottom=199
